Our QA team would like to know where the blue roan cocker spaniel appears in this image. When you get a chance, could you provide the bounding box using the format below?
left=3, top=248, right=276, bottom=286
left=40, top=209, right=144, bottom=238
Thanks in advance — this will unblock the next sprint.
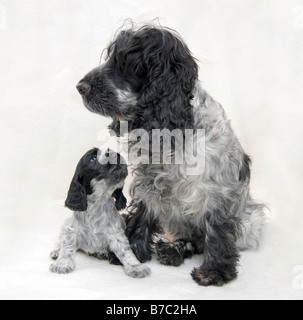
left=50, top=148, right=151, bottom=279
left=76, top=24, right=266, bottom=286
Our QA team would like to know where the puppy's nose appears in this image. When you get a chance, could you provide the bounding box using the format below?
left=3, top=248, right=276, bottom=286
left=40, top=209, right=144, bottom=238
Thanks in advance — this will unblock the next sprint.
left=76, top=81, right=91, bottom=96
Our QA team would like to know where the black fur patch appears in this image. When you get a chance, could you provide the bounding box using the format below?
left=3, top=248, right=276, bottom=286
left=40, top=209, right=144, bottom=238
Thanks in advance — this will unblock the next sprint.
left=112, top=188, right=127, bottom=211
left=239, top=153, right=251, bottom=182
left=125, top=202, right=162, bottom=263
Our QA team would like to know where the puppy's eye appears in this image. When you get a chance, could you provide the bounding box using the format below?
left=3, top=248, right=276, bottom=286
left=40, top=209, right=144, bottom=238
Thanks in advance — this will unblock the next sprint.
left=90, top=155, right=97, bottom=162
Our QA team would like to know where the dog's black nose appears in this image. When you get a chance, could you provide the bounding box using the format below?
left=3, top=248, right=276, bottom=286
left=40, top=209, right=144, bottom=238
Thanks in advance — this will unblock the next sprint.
left=77, top=81, right=91, bottom=96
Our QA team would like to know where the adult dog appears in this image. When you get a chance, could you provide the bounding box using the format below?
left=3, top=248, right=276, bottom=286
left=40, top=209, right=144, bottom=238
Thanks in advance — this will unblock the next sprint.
left=76, top=24, right=266, bottom=286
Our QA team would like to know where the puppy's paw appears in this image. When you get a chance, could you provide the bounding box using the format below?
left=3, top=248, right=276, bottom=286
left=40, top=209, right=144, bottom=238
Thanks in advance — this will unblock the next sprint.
left=125, top=265, right=151, bottom=279
left=50, top=259, right=75, bottom=274
left=191, top=266, right=237, bottom=287
left=50, top=250, right=60, bottom=260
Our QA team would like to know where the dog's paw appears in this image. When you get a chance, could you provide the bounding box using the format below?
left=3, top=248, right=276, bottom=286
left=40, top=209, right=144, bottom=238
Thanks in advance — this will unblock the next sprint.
left=156, top=240, right=185, bottom=267
left=125, top=265, right=151, bottom=279
left=50, top=250, right=60, bottom=260
left=191, top=266, right=237, bottom=287
left=50, top=259, right=75, bottom=274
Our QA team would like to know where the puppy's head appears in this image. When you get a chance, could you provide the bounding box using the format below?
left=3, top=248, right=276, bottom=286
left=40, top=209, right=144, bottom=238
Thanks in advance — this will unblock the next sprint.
left=65, top=148, right=128, bottom=212
left=76, top=25, right=198, bottom=134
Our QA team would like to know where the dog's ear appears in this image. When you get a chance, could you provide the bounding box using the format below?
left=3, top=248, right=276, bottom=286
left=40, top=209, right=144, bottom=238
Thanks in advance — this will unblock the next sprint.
left=112, top=187, right=127, bottom=211
left=130, top=28, right=198, bottom=134
left=65, top=173, right=87, bottom=212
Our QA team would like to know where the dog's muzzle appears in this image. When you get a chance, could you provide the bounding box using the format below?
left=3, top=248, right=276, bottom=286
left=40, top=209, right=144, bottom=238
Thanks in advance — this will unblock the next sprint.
left=77, top=81, right=91, bottom=96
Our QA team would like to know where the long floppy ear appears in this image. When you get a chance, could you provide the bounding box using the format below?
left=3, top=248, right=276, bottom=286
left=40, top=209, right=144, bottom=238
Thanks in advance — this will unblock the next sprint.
left=130, top=28, right=198, bottom=133
left=112, top=187, right=127, bottom=211
left=65, top=174, right=87, bottom=212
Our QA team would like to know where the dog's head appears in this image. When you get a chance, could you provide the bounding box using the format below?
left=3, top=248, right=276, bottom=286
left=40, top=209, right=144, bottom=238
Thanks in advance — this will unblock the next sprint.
left=77, top=25, right=198, bottom=135
left=65, top=148, right=128, bottom=212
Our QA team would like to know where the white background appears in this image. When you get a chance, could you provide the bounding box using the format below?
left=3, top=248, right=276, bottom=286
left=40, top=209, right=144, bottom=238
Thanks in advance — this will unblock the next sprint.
left=0, top=0, right=303, bottom=300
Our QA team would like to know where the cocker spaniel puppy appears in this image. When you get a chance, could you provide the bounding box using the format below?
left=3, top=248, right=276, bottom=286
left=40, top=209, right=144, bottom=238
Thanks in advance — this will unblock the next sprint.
left=76, top=25, right=266, bottom=286
left=50, top=148, right=151, bottom=279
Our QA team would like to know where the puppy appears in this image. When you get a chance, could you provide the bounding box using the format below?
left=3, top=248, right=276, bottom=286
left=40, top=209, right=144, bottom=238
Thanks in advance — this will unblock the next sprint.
left=50, top=148, right=151, bottom=279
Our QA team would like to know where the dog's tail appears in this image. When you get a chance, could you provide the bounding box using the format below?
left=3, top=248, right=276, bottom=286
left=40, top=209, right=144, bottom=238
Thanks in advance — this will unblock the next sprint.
left=236, top=199, right=269, bottom=251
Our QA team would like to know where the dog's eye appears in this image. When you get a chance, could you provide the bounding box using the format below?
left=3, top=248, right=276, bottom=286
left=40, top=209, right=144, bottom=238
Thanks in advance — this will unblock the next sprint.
left=90, top=155, right=97, bottom=162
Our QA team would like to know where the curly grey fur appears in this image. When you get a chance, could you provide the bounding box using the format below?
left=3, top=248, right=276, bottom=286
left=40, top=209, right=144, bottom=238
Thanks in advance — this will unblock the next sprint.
left=128, top=81, right=266, bottom=285
left=129, top=83, right=266, bottom=248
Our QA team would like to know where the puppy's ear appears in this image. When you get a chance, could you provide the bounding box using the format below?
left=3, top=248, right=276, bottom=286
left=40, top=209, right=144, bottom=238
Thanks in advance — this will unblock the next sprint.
left=65, top=174, right=87, bottom=212
left=112, top=187, right=127, bottom=211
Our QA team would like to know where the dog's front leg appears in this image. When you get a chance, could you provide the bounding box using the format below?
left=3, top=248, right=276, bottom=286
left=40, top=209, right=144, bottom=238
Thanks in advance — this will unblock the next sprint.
left=50, top=227, right=78, bottom=274
left=108, top=233, right=151, bottom=278
left=125, top=202, right=160, bottom=263
left=191, top=211, right=240, bottom=286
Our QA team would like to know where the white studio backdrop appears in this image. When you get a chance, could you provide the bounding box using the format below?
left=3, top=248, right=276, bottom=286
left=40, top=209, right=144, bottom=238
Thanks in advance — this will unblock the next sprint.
left=0, top=0, right=303, bottom=300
